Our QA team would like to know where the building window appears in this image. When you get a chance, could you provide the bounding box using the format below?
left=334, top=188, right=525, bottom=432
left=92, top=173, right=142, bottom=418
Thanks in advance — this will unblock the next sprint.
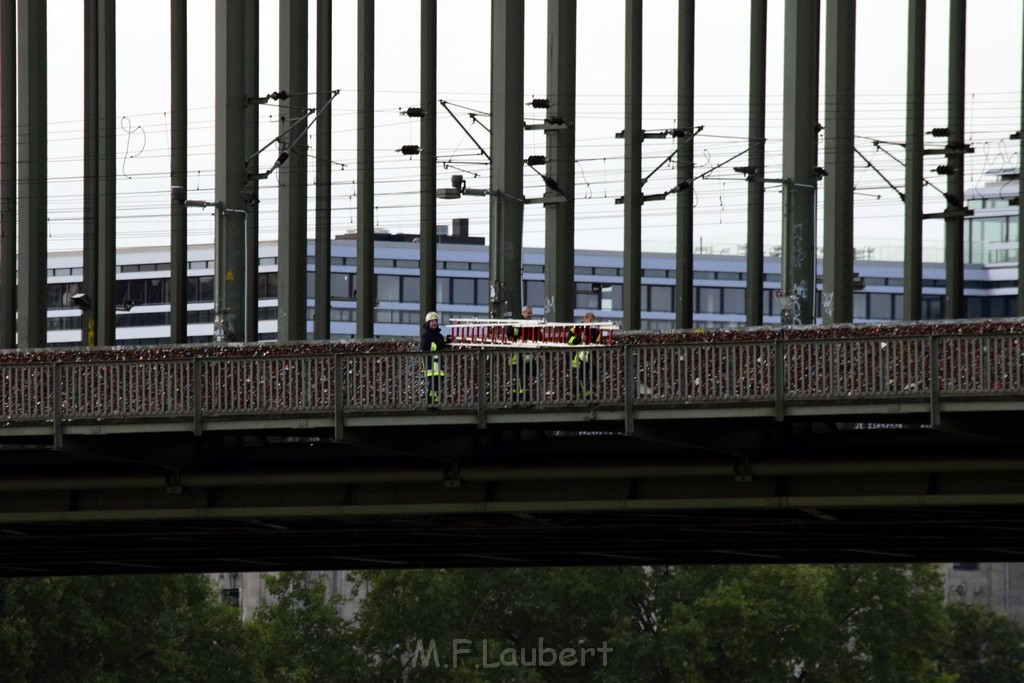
left=853, top=292, right=868, bottom=319
left=188, top=276, right=214, bottom=303
left=375, top=274, right=401, bottom=302
left=258, top=273, right=278, bottom=299
left=867, top=293, right=892, bottom=320
left=646, top=285, right=673, bottom=313
left=922, top=295, right=944, bottom=320
left=952, top=562, right=979, bottom=570
left=602, top=285, right=622, bottom=312
left=696, top=287, right=721, bottom=314
left=965, top=296, right=986, bottom=318
left=524, top=281, right=544, bottom=309
left=401, top=276, right=420, bottom=302
left=188, top=309, right=216, bottom=324
left=47, top=283, right=80, bottom=310
left=722, top=288, right=745, bottom=315
left=642, top=268, right=670, bottom=278
left=450, top=277, right=476, bottom=305
left=332, top=273, right=354, bottom=299
left=115, top=279, right=169, bottom=306
left=990, top=295, right=1015, bottom=317
left=576, top=291, right=599, bottom=310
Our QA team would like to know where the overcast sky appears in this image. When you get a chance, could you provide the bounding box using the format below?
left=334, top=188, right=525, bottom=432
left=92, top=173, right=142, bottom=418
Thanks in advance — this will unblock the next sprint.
left=38, top=0, right=1024, bottom=261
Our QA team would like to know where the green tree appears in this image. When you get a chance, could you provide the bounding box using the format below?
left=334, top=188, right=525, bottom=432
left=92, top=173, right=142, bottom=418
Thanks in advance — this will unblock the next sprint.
left=939, top=601, right=1024, bottom=682
left=615, top=564, right=952, bottom=682
left=0, top=574, right=253, bottom=683
left=246, top=571, right=360, bottom=683
left=351, top=564, right=957, bottom=683
left=351, top=567, right=639, bottom=682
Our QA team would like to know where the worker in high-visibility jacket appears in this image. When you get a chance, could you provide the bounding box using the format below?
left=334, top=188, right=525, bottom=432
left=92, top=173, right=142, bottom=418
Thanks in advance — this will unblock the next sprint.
left=420, top=311, right=449, bottom=407
left=504, top=305, right=535, bottom=402
left=567, top=311, right=600, bottom=401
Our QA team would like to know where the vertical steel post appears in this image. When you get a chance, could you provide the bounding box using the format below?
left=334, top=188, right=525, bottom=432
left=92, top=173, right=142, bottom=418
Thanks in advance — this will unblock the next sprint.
left=96, top=0, right=116, bottom=346
left=746, top=0, right=767, bottom=326
left=781, top=0, right=819, bottom=325
left=821, top=0, right=855, bottom=324
left=356, top=0, right=375, bottom=338
left=945, top=0, right=966, bottom=319
left=84, top=1, right=98, bottom=345
left=278, top=0, right=309, bottom=342
left=243, top=2, right=259, bottom=342
left=904, top=0, right=925, bottom=320
left=214, top=0, right=247, bottom=342
left=314, top=0, right=332, bottom=340
left=170, top=0, right=188, bottom=343
left=490, top=0, right=525, bottom=317
left=17, top=0, right=46, bottom=349
left=622, top=0, right=642, bottom=331
left=1020, top=3, right=1024, bottom=316
left=0, top=0, right=14, bottom=348
left=420, top=0, right=438, bottom=320
left=675, top=0, right=694, bottom=329
left=543, top=0, right=576, bottom=323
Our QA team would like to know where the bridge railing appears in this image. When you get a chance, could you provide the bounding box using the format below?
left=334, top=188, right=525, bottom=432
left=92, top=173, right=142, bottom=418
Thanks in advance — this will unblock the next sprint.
left=339, top=347, right=624, bottom=411
left=1, top=333, right=1023, bottom=428
left=202, top=355, right=335, bottom=416
left=1, top=364, right=55, bottom=422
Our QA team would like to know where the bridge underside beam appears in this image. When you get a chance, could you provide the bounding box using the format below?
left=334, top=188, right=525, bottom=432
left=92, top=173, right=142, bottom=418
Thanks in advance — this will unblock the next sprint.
left=1, top=426, right=1024, bottom=575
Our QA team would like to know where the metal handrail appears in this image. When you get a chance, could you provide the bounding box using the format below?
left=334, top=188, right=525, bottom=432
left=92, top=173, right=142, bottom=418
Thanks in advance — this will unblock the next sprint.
left=0, top=333, right=1021, bottom=428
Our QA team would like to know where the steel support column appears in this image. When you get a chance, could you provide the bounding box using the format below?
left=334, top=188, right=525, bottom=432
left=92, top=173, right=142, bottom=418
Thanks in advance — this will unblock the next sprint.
left=170, top=0, right=188, bottom=343
left=214, top=0, right=248, bottom=343
left=821, top=0, right=855, bottom=325
left=745, top=0, right=767, bottom=327
left=781, top=0, right=819, bottom=325
left=84, top=0, right=119, bottom=347
left=419, top=0, right=438, bottom=321
left=82, top=3, right=96, bottom=348
left=356, top=0, right=375, bottom=338
left=243, top=2, right=259, bottom=343
left=675, top=0, right=694, bottom=329
left=944, top=0, right=966, bottom=319
left=278, top=0, right=309, bottom=342
left=84, top=3, right=98, bottom=345
left=543, top=0, right=575, bottom=323
left=1020, top=4, right=1024, bottom=316
left=622, top=0, right=642, bottom=331
left=314, top=0, right=332, bottom=340
left=904, top=0, right=925, bottom=321
left=0, top=0, right=13, bottom=348
left=96, top=0, right=116, bottom=346
left=490, top=0, right=525, bottom=317
left=16, top=0, right=46, bottom=349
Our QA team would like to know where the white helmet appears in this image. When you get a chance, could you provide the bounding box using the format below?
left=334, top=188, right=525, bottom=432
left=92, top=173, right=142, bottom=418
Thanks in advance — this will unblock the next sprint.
left=425, top=311, right=439, bottom=323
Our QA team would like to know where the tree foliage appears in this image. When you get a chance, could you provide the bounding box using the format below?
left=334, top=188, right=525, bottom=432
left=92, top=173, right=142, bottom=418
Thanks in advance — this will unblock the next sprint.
left=938, top=601, right=1024, bottom=682
left=0, top=564, right=1022, bottom=681
left=246, top=572, right=360, bottom=682
left=350, top=564, right=957, bottom=682
left=0, top=574, right=253, bottom=683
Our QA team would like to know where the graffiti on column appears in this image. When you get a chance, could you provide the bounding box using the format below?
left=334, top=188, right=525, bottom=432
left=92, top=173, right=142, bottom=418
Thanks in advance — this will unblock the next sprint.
left=788, top=225, right=807, bottom=323
left=822, top=291, right=835, bottom=319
